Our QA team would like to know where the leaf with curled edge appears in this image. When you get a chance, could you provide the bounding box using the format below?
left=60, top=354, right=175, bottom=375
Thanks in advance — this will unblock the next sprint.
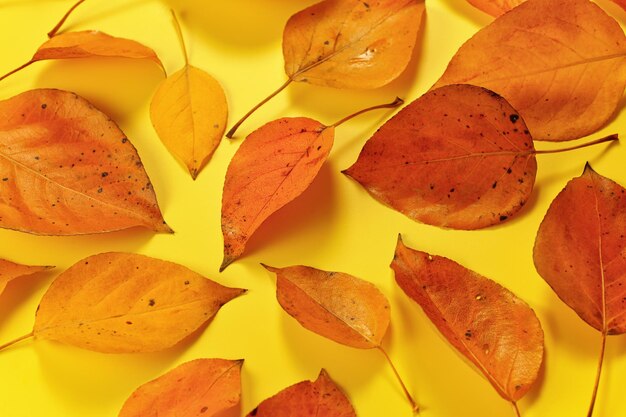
left=466, top=0, right=525, bottom=16
left=0, top=88, right=171, bottom=235
left=434, top=0, right=626, bottom=141
left=119, top=358, right=243, bottom=417
left=245, top=369, right=356, bottom=417
left=392, top=236, right=544, bottom=407
left=0, top=259, right=52, bottom=298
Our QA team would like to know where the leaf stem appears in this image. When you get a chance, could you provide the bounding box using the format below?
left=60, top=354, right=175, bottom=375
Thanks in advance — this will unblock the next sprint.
left=586, top=332, right=607, bottom=417
left=48, top=0, right=87, bottom=38
left=512, top=401, right=522, bottom=417
left=0, top=331, right=34, bottom=352
left=0, top=60, right=35, bottom=83
left=534, top=134, right=618, bottom=155
left=330, top=97, right=404, bottom=128
left=170, top=9, right=189, bottom=66
left=377, top=346, right=419, bottom=413
left=226, top=78, right=293, bottom=138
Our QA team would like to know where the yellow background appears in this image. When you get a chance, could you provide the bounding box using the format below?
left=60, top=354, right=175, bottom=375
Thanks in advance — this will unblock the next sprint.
left=1, top=0, right=625, bottom=416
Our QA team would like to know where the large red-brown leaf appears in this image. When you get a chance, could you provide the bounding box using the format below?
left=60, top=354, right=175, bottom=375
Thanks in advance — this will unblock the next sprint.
left=344, top=84, right=536, bottom=230
left=0, top=89, right=170, bottom=235
left=392, top=236, right=544, bottom=402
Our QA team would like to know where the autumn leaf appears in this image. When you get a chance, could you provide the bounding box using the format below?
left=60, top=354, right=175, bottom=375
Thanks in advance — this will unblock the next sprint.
left=227, top=0, right=424, bottom=137
left=0, top=252, right=245, bottom=353
left=263, top=263, right=417, bottom=411
left=246, top=369, right=356, bottom=417
left=0, top=88, right=171, bottom=235
left=466, top=0, right=525, bottom=16
left=221, top=98, right=401, bottom=270
left=433, top=0, right=626, bottom=141
left=533, top=164, right=626, bottom=417
left=0, top=30, right=164, bottom=82
left=0, top=259, right=52, bottom=298
left=392, top=236, right=544, bottom=414
left=150, top=11, right=228, bottom=179
left=119, top=358, right=242, bottom=417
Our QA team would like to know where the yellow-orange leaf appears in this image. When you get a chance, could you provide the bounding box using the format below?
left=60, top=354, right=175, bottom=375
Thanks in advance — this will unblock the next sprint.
left=0, top=89, right=170, bottom=235
left=119, top=358, right=242, bottom=417
left=246, top=369, right=356, bottom=417
left=32, top=252, right=245, bottom=353
left=221, top=118, right=334, bottom=270
left=433, top=0, right=626, bottom=141
left=392, top=236, right=544, bottom=402
left=264, top=264, right=390, bottom=348
left=284, top=0, right=424, bottom=89
left=0, top=259, right=52, bottom=297
left=466, top=0, right=525, bottom=16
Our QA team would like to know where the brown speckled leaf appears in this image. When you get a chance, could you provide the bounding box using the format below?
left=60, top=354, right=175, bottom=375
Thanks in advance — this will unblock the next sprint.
left=0, top=259, right=52, bottom=297
left=0, top=89, right=171, bottom=235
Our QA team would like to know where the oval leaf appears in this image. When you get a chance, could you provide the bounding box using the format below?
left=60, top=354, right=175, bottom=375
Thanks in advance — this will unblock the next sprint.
left=392, top=236, right=544, bottom=402
left=534, top=165, right=626, bottom=334
left=246, top=369, right=356, bottom=417
left=0, top=259, right=52, bottom=297
left=344, top=84, right=536, bottom=230
left=221, top=118, right=334, bottom=270
left=433, top=0, right=626, bottom=141
left=33, top=252, right=245, bottom=353
left=150, top=65, right=228, bottom=179
left=0, top=89, right=171, bottom=235
left=264, top=264, right=390, bottom=348
left=466, top=0, right=525, bottom=16
left=283, top=0, right=424, bottom=88
left=119, top=358, right=242, bottom=417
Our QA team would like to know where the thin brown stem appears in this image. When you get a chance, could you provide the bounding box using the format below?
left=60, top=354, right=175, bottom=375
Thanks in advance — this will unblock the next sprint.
left=0, top=60, right=35, bottom=83
left=512, top=401, right=522, bottom=417
left=226, top=78, right=293, bottom=139
left=586, top=332, right=607, bottom=417
left=331, top=97, right=404, bottom=128
left=377, top=346, right=419, bottom=413
left=48, top=0, right=87, bottom=38
left=534, top=134, right=618, bottom=155
left=0, top=331, right=34, bottom=352
left=170, top=9, right=188, bottom=66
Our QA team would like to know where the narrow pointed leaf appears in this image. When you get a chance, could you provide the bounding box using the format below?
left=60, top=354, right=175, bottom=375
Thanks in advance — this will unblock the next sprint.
left=284, top=0, right=424, bottom=88
left=264, top=264, right=390, bottom=348
left=0, top=259, right=52, bottom=297
left=221, top=118, right=333, bottom=270
left=434, top=0, right=626, bottom=141
left=392, top=237, right=544, bottom=402
left=344, top=84, right=536, bottom=230
left=246, top=369, right=356, bottom=417
left=150, top=65, right=228, bottom=179
left=33, top=252, right=245, bottom=353
left=0, top=89, right=171, bottom=235
left=534, top=165, right=626, bottom=334
left=119, top=358, right=242, bottom=417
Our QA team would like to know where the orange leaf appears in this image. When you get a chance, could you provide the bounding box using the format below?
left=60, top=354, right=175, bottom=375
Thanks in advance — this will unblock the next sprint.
left=31, top=252, right=245, bottom=353
left=264, top=264, right=390, bottom=348
left=392, top=236, right=544, bottom=403
left=0, top=259, right=52, bottom=297
left=466, top=0, right=525, bottom=16
left=119, top=358, right=242, bottom=417
left=0, top=89, right=171, bottom=235
left=534, top=165, right=626, bottom=334
left=284, top=0, right=424, bottom=89
left=433, top=0, right=626, bottom=141
left=344, top=84, right=537, bottom=230
left=246, top=369, right=356, bottom=417
left=221, top=118, right=334, bottom=270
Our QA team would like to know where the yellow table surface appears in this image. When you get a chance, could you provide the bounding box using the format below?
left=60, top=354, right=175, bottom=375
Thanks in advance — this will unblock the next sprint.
left=1, top=1, right=626, bottom=416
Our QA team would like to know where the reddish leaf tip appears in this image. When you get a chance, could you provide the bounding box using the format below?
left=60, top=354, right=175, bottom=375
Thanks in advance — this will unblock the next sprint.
left=260, top=263, right=279, bottom=273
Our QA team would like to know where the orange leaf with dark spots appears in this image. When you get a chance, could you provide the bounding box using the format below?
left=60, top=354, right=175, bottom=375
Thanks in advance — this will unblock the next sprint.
left=118, top=358, right=242, bottom=417
left=246, top=369, right=356, bottom=417
left=0, top=259, right=52, bottom=298
left=0, top=89, right=171, bottom=235
left=392, top=236, right=544, bottom=405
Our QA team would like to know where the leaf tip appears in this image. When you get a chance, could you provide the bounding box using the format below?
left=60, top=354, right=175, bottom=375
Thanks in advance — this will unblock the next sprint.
left=260, top=263, right=278, bottom=273
left=583, top=161, right=595, bottom=175
left=220, top=256, right=235, bottom=272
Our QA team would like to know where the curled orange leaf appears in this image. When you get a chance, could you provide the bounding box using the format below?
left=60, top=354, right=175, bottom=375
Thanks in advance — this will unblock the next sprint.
left=0, top=259, right=52, bottom=297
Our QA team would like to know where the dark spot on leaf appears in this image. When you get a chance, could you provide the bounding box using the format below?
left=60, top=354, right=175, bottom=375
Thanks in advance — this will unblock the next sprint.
left=500, top=215, right=508, bottom=221
left=509, top=114, right=519, bottom=123
left=101, top=172, right=109, bottom=178
left=97, top=187, right=103, bottom=193
left=200, top=406, right=208, bottom=413
left=149, top=299, right=155, bottom=306
left=1, top=178, right=7, bottom=182
left=121, top=138, right=128, bottom=143
left=184, top=280, right=190, bottom=285
left=492, top=181, right=497, bottom=189
left=41, top=103, right=47, bottom=109
left=126, top=321, right=133, bottom=325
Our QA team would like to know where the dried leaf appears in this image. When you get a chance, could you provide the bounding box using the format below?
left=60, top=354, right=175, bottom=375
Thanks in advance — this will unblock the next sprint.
left=392, top=236, right=544, bottom=403
left=0, top=88, right=171, bottom=235
left=246, top=369, right=356, bottom=417
left=264, top=264, right=390, bottom=348
left=119, top=358, right=242, bottom=417
left=534, top=165, right=626, bottom=334
left=0, top=259, right=52, bottom=297
left=344, top=84, right=537, bottom=230
left=221, top=118, right=334, bottom=270
left=466, top=0, right=525, bottom=16
left=32, top=252, right=245, bottom=353
left=283, top=0, right=424, bottom=89
left=433, top=0, right=626, bottom=141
